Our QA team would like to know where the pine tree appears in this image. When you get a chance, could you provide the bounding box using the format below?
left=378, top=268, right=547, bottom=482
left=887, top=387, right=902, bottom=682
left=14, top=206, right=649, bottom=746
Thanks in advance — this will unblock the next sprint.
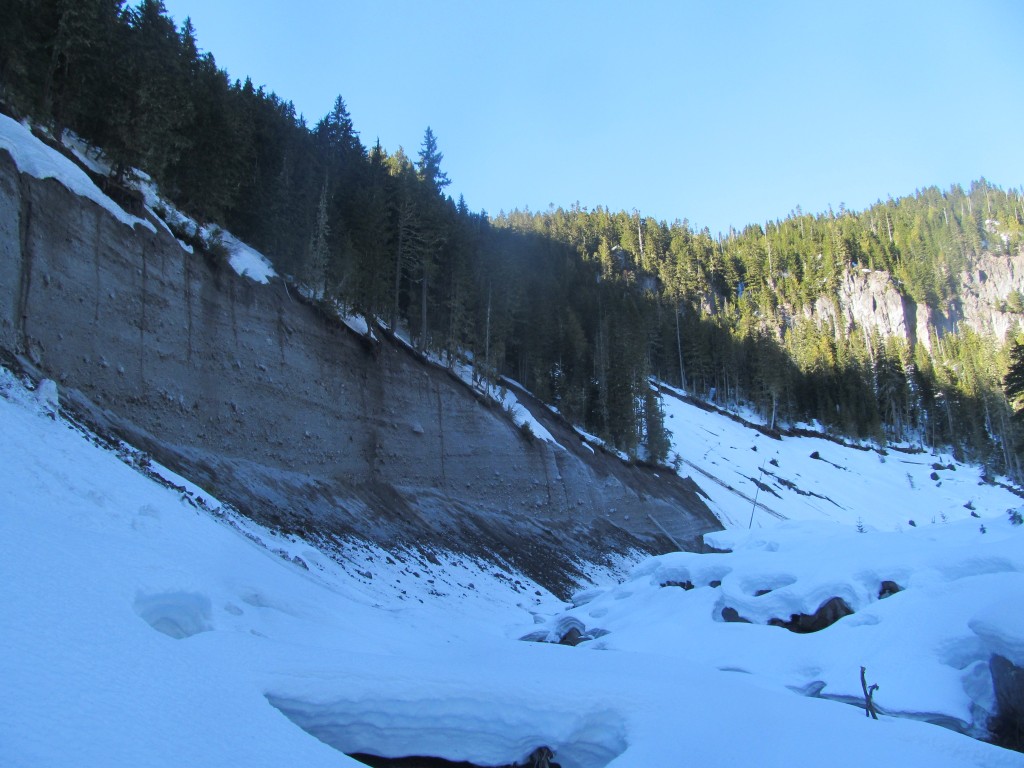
left=1004, top=341, right=1024, bottom=420
left=346, top=140, right=394, bottom=317
left=642, top=387, right=670, bottom=463
left=316, top=95, right=362, bottom=158
left=305, top=178, right=330, bottom=299
left=163, top=21, right=247, bottom=217
left=40, top=0, right=123, bottom=139
left=416, top=126, right=450, bottom=192
left=120, top=0, right=194, bottom=181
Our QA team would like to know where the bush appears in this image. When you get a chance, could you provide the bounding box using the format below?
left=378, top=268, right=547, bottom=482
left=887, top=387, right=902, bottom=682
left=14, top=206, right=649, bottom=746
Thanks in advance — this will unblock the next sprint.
left=203, top=228, right=230, bottom=272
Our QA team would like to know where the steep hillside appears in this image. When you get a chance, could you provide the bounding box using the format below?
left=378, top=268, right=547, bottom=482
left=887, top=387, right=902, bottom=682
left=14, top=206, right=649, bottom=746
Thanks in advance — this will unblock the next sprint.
left=493, top=195, right=1024, bottom=468
left=0, top=117, right=719, bottom=597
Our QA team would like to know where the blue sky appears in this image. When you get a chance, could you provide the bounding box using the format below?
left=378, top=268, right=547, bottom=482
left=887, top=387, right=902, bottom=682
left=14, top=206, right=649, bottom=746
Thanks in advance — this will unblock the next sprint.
left=161, top=0, right=1024, bottom=235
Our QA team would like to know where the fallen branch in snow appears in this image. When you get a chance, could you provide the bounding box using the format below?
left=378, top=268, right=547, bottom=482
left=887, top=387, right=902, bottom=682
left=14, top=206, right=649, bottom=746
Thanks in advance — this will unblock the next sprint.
left=647, top=513, right=683, bottom=550
left=860, top=666, right=880, bottom=719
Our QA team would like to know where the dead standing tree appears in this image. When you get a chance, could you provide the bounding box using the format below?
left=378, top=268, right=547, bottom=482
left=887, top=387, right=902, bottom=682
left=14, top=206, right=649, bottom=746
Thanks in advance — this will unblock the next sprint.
left=860, top=666, right=880, bottom=719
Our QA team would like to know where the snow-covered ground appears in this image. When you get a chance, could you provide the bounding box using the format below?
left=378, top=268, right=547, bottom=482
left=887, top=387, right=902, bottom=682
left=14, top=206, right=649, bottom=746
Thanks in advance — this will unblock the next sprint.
left=4, top=110, right=1024, bottom=766
left=660, top=385, right=1014, bottom=531
left=3, top=367, right=1024, bottom=767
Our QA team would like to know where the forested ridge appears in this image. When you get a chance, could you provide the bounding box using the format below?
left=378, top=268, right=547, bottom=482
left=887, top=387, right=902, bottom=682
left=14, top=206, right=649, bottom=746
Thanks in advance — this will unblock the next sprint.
left=4, top=0, right=1024, bottom=475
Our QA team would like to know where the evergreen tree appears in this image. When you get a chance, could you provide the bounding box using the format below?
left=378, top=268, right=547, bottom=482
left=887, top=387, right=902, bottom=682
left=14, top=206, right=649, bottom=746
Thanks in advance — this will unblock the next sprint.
left=39, top=0, right=124, bottom=138
left=305, top=178, right=330, bottom=299
left=416, top=126, right=450, bottom=192
left=117, top=0, right=194, bottom=181
left=347, top=140, right=395, bottom=317
left=315, top=95, right=362, bottom=158
left=4, top=2, right=1023, bottom=474
left=1004, top=340, right=1024, bottom=420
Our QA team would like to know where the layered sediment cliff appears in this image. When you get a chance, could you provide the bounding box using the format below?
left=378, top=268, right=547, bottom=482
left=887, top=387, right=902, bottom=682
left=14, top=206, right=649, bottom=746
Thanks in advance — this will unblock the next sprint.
left=0, top=147, right=720, bottom=596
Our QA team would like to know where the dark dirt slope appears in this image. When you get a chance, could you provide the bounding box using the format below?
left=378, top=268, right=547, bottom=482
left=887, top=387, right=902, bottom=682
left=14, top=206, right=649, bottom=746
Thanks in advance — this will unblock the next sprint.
left=0, top=147, right=722, bottom=597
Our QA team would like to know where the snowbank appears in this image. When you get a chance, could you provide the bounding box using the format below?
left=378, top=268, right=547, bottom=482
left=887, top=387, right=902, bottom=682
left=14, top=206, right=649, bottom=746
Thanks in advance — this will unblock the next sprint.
left=3, top=364, right=1023, bottom=766
left=0, top=114, right=154, bottom=232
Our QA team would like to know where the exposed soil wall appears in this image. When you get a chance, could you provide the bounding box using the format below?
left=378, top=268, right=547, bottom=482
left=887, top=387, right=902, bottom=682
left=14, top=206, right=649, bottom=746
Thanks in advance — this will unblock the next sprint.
left=0, top=149, right=721, bottom=596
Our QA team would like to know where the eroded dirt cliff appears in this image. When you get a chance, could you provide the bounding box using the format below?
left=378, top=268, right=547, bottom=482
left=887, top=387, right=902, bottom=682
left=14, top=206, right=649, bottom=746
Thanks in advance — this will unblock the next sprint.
left=0, top=149, right=721, bottom=596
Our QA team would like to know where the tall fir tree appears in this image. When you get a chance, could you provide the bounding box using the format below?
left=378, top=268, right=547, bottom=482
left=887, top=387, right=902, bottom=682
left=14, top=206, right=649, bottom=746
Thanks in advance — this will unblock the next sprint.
left=416, top=126, right=450, bottom=192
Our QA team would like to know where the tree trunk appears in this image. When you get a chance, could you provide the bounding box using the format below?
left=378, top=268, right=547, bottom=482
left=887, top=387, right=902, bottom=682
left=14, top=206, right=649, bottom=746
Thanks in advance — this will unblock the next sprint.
left=675, top=302, right=686, bottom=390
left=484, top=283, right=492, bottom=374
left=392, top=209, right=405, bottom=327
left=419, top=258, right=428, bottom=351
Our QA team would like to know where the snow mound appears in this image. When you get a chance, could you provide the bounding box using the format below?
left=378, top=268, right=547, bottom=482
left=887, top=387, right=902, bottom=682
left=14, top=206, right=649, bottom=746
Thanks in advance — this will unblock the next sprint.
left=528, top=518, right=1024, bottom=739
left=3, top=362, right=1023, bottom=766
left=970, top=591, right=1024, bottom=667
left=266, top=689, right=626, bottom=768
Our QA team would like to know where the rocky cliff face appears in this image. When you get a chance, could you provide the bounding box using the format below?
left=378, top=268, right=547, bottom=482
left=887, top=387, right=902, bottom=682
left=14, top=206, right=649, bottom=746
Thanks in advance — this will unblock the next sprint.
left=958, top=254, right=1024, bottom=341
left=807, top=253, right=1024, bottom=350
left=0, top=148, right=721, bottom=597
left=812, top=270, right=921, bottom=346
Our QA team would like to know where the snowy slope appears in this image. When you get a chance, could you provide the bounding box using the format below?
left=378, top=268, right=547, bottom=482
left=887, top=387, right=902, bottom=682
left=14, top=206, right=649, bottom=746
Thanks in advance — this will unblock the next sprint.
left=660, top=384, right=1016, bottom=531
left=4, top=368, right=1024, bottom=766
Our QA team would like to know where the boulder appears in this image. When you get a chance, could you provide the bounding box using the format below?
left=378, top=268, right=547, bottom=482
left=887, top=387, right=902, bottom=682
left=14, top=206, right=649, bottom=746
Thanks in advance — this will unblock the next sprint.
left=768, top=597, right=853, bottom=633
left=720, top=606, right=751, bottom=624
left=989, top=654, right=1024, bottom=751
left=878, top=580, right=902, bottom=599
left=661, top=579, right=694, bottom=590
left=558, top=627, right=585, bottom=647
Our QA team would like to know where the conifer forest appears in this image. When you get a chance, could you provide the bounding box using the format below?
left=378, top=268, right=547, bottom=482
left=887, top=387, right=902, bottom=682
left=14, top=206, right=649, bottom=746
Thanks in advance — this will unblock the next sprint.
left=4, top=0, right=1024, bottom=476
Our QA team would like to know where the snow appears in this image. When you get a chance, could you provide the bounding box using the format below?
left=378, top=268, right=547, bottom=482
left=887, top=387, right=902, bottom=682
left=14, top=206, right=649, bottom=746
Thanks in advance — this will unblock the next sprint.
left=4, top=363, right=1024, bottom=767
left=62, top=131, right=111, bottom=176
left=495, top=377, right=561, bottom=447
left=971, top=599, right=1024, bottom=668
left=0, top=114, right=154, bottom=232
left=539, top=519, right=1024, bottom=735
left=2, top=120, right=1024, bottom=765
left=214, top=228, right=278, bottom=284
left=0, top=368, right=562, bottom=768
left=660, top=386, right=1012, bottom=531
left=342, top=311, right=371, bottom=336
left=0, top=114, right=278, bottom=285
